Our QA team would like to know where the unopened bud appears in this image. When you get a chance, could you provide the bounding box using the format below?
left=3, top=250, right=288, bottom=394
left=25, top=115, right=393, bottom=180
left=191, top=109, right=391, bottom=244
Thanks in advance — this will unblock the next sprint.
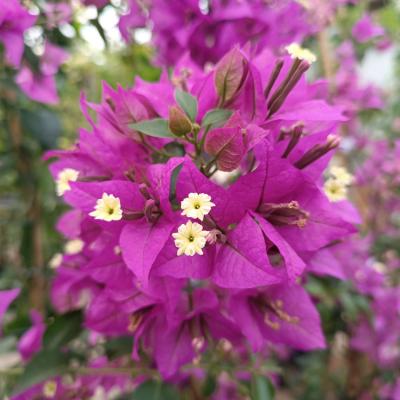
left=191, top=336, right=205, bottom=352
left=326, top=134, right=341, bottom=149
left=128, top=312, right=144, bottom=333
left=168, top=106, right=193, bottom=136
left=192, top=355, right=202, bottom=365
left=218, top=338, right=232, bottom=352
left=139, top=183, right=151, bottom=200
left=144, top=199, right=158, bottom=223
left=206, top=229, right=226, bottom=244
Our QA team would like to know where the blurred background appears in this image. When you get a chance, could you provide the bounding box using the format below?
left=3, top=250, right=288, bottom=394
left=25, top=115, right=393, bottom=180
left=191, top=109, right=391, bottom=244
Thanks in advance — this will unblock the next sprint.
left=0, top=0, right=399, bottom=398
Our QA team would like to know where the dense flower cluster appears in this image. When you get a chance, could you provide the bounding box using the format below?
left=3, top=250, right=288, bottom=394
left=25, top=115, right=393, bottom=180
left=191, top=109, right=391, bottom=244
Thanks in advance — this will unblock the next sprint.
left=1, top=0, right=398, bottom=398
left=46, top=45, right=360, bottom=378
left=120, top=0, right=314, bottom=66
left=0, top=0, right=69, bottom=104
left=350, top=140, right=400, bottom=371
left=311, top=139, right=400, bottom=399
left=12, top=357, right=136, bottom=400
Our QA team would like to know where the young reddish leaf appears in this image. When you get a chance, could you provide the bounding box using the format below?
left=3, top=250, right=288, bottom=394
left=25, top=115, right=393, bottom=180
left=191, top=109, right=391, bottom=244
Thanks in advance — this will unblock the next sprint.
left=204, top=113, right=247, bottom=172
left=214, top=48, right=247, bottom=105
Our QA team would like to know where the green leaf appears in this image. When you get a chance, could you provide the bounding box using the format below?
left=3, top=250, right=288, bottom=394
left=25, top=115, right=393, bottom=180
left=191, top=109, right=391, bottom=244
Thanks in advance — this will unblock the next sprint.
left=163, top=142, right=185, bottom=157
left=132, top=380, right=180, bottom=400
left=201, top=108, right=233, bottom=129
left=12, top=350, right=73, bottom=395
left=130, top=119, right=174, bottom=138
left=169, top=163, right=184, bottom=210
left=21, top=109, right=61, bottom=150
left=202, top=374, right=217, bottom=396
left=0, top=336, right=17, bottom=354
left=105, top=336, right=133, bottom=359
left=175, top=89, right=198, bottom=122
left=250, top=375, right=275, bottom=400
left=43, top=311, right=83, bottom=350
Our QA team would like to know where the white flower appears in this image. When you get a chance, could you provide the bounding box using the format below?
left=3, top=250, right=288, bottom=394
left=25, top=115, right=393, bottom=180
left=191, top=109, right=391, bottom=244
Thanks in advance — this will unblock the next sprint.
left=56, top=168, right=79, bottom=196
left=172, top=221, right=208, bottom=256
left=48, top=253, right=63, bottom=269
left=295, top=0, right=311, bottom=9
left=89, top=193, right=123, bottom=221
left=286, top=43, right=317, bottom=64
left=64, top=239, right=84, bottom=255
left=330, top=166, right=354, bottom=186
left=324, top=178, right=347, bottom=202
left=181, top=193, right=215, bottom=221
left=43, top=380, right=57, bottom=398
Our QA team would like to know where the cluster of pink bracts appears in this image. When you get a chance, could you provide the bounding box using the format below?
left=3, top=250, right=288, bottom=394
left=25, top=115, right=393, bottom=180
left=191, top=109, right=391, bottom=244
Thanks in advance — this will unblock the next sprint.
left=1, top=0, right=399, bottom=398
left=46, top=45, right=358, bottom=380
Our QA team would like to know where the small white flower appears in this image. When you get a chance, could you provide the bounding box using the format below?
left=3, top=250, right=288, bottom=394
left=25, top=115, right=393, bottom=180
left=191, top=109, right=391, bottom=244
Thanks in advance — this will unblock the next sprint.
left=43, top=380, right=57, bottom=398
left=64, top=239, right=84, bottom=255
left=295, top=0, right=311, bottom=9
left=181, top=193, right=215, bottom=221
left=172, top=220, right=208, bottom=256
left=324, top=178, right=347, bottom=202
left=330, top=166, right=354, bottom=186
left=89, top=193, right=123, bottom=221
left=48, top=253, right=63, bottom=269
left=286, top=43, right=317, bottom=64
left=56, top=168, right=79, bottom=196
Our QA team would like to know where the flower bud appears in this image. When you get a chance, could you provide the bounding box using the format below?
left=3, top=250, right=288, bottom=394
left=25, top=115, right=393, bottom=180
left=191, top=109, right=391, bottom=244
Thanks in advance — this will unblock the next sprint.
left=168, top=105, right=193, bottom=136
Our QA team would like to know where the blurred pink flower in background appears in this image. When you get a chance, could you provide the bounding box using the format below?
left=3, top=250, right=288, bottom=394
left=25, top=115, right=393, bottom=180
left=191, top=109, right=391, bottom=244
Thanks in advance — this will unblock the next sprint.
left=16, top=42, right=69, bottom=104
left=0, top=0, right=36, bottom=67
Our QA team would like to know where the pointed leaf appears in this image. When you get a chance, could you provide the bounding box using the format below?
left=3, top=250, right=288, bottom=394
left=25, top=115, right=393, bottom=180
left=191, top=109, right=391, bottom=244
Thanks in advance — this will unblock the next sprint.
left=204, top=113, right=246, bottom=172
left=205, top=125, right=246, bottom=171
left=130, top=380, right=180, bottom=400
left=130, top=118, right=174, bottom=138
left=251, top=375, right=275, bottom=400
left=12, top=350, right=73, bottom=395
left=175, top=89, right=198, bottom=122
left=43, top=311, right=83, bottom=350
left=215, top=47, right=247, bottom=104
left=201, top=108, right=233, bottom=129
left=168, top=162, right=184, bottom=210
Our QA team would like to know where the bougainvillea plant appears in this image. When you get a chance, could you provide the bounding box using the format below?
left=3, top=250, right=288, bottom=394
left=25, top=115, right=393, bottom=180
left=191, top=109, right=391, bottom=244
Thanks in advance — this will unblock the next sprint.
left=38, top=43, right=359, bottom=393
left=2, top=0, right=399, bottom=399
